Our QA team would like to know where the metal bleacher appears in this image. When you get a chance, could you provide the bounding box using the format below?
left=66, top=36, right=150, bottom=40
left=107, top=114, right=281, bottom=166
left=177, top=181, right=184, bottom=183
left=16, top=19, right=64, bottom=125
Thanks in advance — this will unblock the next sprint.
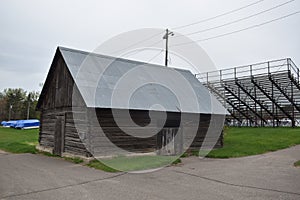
left=197, top=58, right=300, bottom=127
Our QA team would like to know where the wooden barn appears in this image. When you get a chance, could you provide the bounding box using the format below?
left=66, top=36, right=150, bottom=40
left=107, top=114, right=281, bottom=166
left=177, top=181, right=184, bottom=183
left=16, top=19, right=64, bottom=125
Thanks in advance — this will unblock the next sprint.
left=36, top=47, right=227, bottom=158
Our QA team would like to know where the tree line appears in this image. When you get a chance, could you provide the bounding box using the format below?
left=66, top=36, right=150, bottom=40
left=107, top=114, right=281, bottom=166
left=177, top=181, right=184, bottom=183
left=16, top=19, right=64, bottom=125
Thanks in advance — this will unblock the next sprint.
left=0, top=88, right=40, bottom=121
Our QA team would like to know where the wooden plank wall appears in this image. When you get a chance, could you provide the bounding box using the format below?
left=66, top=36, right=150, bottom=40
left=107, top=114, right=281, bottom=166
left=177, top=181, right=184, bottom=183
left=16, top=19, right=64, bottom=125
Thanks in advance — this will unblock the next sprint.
left=86, top=108, right=223, bottom=157
left=39, top=107, right=91, bottom=157
left=40, top=107, right=223, bottom=157
left=87, top=108, right=157, bottom=156
left=64, top=108, right=91, bottom=156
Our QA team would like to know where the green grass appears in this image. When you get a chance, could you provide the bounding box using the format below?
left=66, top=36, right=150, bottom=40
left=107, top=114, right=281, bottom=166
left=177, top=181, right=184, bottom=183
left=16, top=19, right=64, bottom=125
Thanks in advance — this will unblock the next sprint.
left=207, top=127, right=300, bottom=158
left=172, top=158, right=182, bottom=165
left=39, top=152, right=59, bottom=157
left=294, top=160, right=300, bottom=167
left=86, top=159, right=119, bottom=172
left=64, top=157, right=84, bottom=164
left=1, top=126, right=300, bottom=165
left=0, top=127, right=38, bottom=153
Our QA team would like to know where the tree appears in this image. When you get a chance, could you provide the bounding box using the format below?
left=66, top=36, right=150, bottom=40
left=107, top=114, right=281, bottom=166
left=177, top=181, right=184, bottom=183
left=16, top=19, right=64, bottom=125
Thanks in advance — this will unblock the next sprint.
left=0, top=88, right=40, bottom=121
left=0, top=92, right=7, bottom=121
left=4, top=88, right=27, bottom=120
left=24, top=91, right=40, bottom=120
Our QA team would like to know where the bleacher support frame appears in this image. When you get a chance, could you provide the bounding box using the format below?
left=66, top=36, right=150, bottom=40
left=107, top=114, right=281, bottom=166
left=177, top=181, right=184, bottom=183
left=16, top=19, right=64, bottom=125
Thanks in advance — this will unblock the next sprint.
left=197, top=58, right=300, bottom=127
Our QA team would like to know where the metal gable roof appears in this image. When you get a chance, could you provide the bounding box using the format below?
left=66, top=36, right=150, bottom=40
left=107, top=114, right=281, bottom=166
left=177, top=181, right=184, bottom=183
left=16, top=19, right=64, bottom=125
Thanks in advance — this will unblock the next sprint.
left=59, top=46, right=227, bottom=115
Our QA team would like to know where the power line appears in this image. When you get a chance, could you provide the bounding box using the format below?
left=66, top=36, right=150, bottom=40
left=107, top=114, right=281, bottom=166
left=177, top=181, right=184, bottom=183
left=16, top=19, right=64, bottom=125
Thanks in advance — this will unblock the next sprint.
left=172, top=0, right=265, bottom=30
left=119, top=47, right=157, bottom=57
left=118, top=47, right=164, bottom=64
left=174, top=0, right=295, bottom=38
left=110, top=31, right=165, bottom=55
left=111, top=0, right=265, bottom=56
left=117, top=39, right=165, bottom=58
left=108, top=0, right=296, bottom=61
left=147, top=49, right=164, bottom=63
left=171, top=11, right=300, bottom=47
left=146, top=39, right=164, bottom=47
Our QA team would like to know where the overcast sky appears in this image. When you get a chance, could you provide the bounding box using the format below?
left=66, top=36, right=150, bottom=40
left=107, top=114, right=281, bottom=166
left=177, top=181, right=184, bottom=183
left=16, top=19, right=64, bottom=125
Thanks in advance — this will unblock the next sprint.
left=0, top=0, right=299, bottom=92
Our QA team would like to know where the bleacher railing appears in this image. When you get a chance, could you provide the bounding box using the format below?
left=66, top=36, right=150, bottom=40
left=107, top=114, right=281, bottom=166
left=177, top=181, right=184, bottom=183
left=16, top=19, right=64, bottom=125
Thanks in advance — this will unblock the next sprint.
left=196, top=58, right=299, bottom=84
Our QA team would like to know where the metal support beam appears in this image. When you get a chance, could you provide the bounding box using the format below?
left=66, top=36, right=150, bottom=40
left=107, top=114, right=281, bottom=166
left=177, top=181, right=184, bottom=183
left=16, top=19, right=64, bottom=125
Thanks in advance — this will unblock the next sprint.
left=288, top=72, right=300, bottom=91
left=235, top=80, right=277, bottom=120
left=268, top=75, right=300, bottom=112
left=207, top=83, right=253, bottom=123
left=251, top=77, right=293, bottom=121
left=227, top=109, right=243, bottom=124
left=272, top=80, right=275, bottom=127
left=291, top=76, right=295, bottom=127
left=224, top=84, right=266, bottom=124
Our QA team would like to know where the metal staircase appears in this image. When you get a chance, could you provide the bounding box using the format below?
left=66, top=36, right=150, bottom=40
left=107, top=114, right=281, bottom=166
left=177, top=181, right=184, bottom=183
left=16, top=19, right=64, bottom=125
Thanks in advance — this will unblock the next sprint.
left=197, top=58, right=300, bottom=127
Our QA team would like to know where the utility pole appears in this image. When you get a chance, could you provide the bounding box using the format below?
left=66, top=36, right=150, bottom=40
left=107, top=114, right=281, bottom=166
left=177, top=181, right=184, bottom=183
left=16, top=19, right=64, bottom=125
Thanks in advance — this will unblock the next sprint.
left=163, top=29, right=174, bottom=67
left=8, top=104, right=12, bottom=121
left=27, top=93, right=31, bottom=120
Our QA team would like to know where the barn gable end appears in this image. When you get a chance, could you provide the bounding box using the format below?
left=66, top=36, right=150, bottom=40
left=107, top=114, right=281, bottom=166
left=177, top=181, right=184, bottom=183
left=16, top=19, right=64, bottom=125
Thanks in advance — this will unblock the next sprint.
left=37, top=48, right=90, bottom=157
left=37, top=49, right=85, bottom=110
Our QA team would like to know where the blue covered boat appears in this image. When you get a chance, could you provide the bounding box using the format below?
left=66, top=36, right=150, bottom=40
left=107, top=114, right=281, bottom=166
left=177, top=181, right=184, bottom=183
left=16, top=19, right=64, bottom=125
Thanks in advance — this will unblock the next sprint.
left=4, top=120, right=18, bottom=128
left=15, top=119, right=40, bottom=129
left=1, top=121, right=7, bottom=126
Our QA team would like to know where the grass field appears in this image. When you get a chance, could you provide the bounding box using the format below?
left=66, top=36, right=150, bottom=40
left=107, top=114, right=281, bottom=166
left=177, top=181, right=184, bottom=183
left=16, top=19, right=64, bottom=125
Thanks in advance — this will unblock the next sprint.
left=207, top=127, right=300, bottom=158
left=0, top=127, right=38, bottom=153
left=1, top=126, right=300, bottom=164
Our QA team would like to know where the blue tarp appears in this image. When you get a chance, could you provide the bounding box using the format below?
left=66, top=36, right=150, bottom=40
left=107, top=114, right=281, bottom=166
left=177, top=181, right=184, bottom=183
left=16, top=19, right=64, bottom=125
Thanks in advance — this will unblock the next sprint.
left=1, top=121, right=7, bottom=126
left=15, top=119, right=40, bottom=129
left=4, top=120, right=18, bottom=127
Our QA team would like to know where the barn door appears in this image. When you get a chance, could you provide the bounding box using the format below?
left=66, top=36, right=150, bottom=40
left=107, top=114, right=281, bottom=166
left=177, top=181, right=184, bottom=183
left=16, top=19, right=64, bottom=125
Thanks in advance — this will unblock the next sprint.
left=53, top=114, right=65, bottom=156
left=158, top=128, right=178, bottom=155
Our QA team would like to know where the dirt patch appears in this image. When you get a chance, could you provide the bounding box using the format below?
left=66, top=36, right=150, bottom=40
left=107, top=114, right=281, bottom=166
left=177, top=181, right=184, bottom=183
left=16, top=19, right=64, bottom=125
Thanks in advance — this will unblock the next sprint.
left=0, top=149, right=10, bottom=155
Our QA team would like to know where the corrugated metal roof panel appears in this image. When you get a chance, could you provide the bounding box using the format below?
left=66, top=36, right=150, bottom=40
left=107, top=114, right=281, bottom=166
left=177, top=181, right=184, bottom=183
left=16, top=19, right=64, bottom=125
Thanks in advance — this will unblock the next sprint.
left=59, top=46, right=227, bottom=115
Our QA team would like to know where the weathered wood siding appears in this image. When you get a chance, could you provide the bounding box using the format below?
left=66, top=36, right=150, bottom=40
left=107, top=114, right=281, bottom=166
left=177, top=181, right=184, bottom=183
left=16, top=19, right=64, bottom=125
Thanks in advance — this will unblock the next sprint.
left=86, top=108, right=158, bottom=156
left=85, top=108, right=223, bottom=157
left=40, top=106, right=223, bottom=157
left=39, top=108, right=91, bottom=156
left=64, top=108, right=91, bottom=156
left=38, top=50, right=88, bottom=156
left=38, top=53, right=85, bottom=110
